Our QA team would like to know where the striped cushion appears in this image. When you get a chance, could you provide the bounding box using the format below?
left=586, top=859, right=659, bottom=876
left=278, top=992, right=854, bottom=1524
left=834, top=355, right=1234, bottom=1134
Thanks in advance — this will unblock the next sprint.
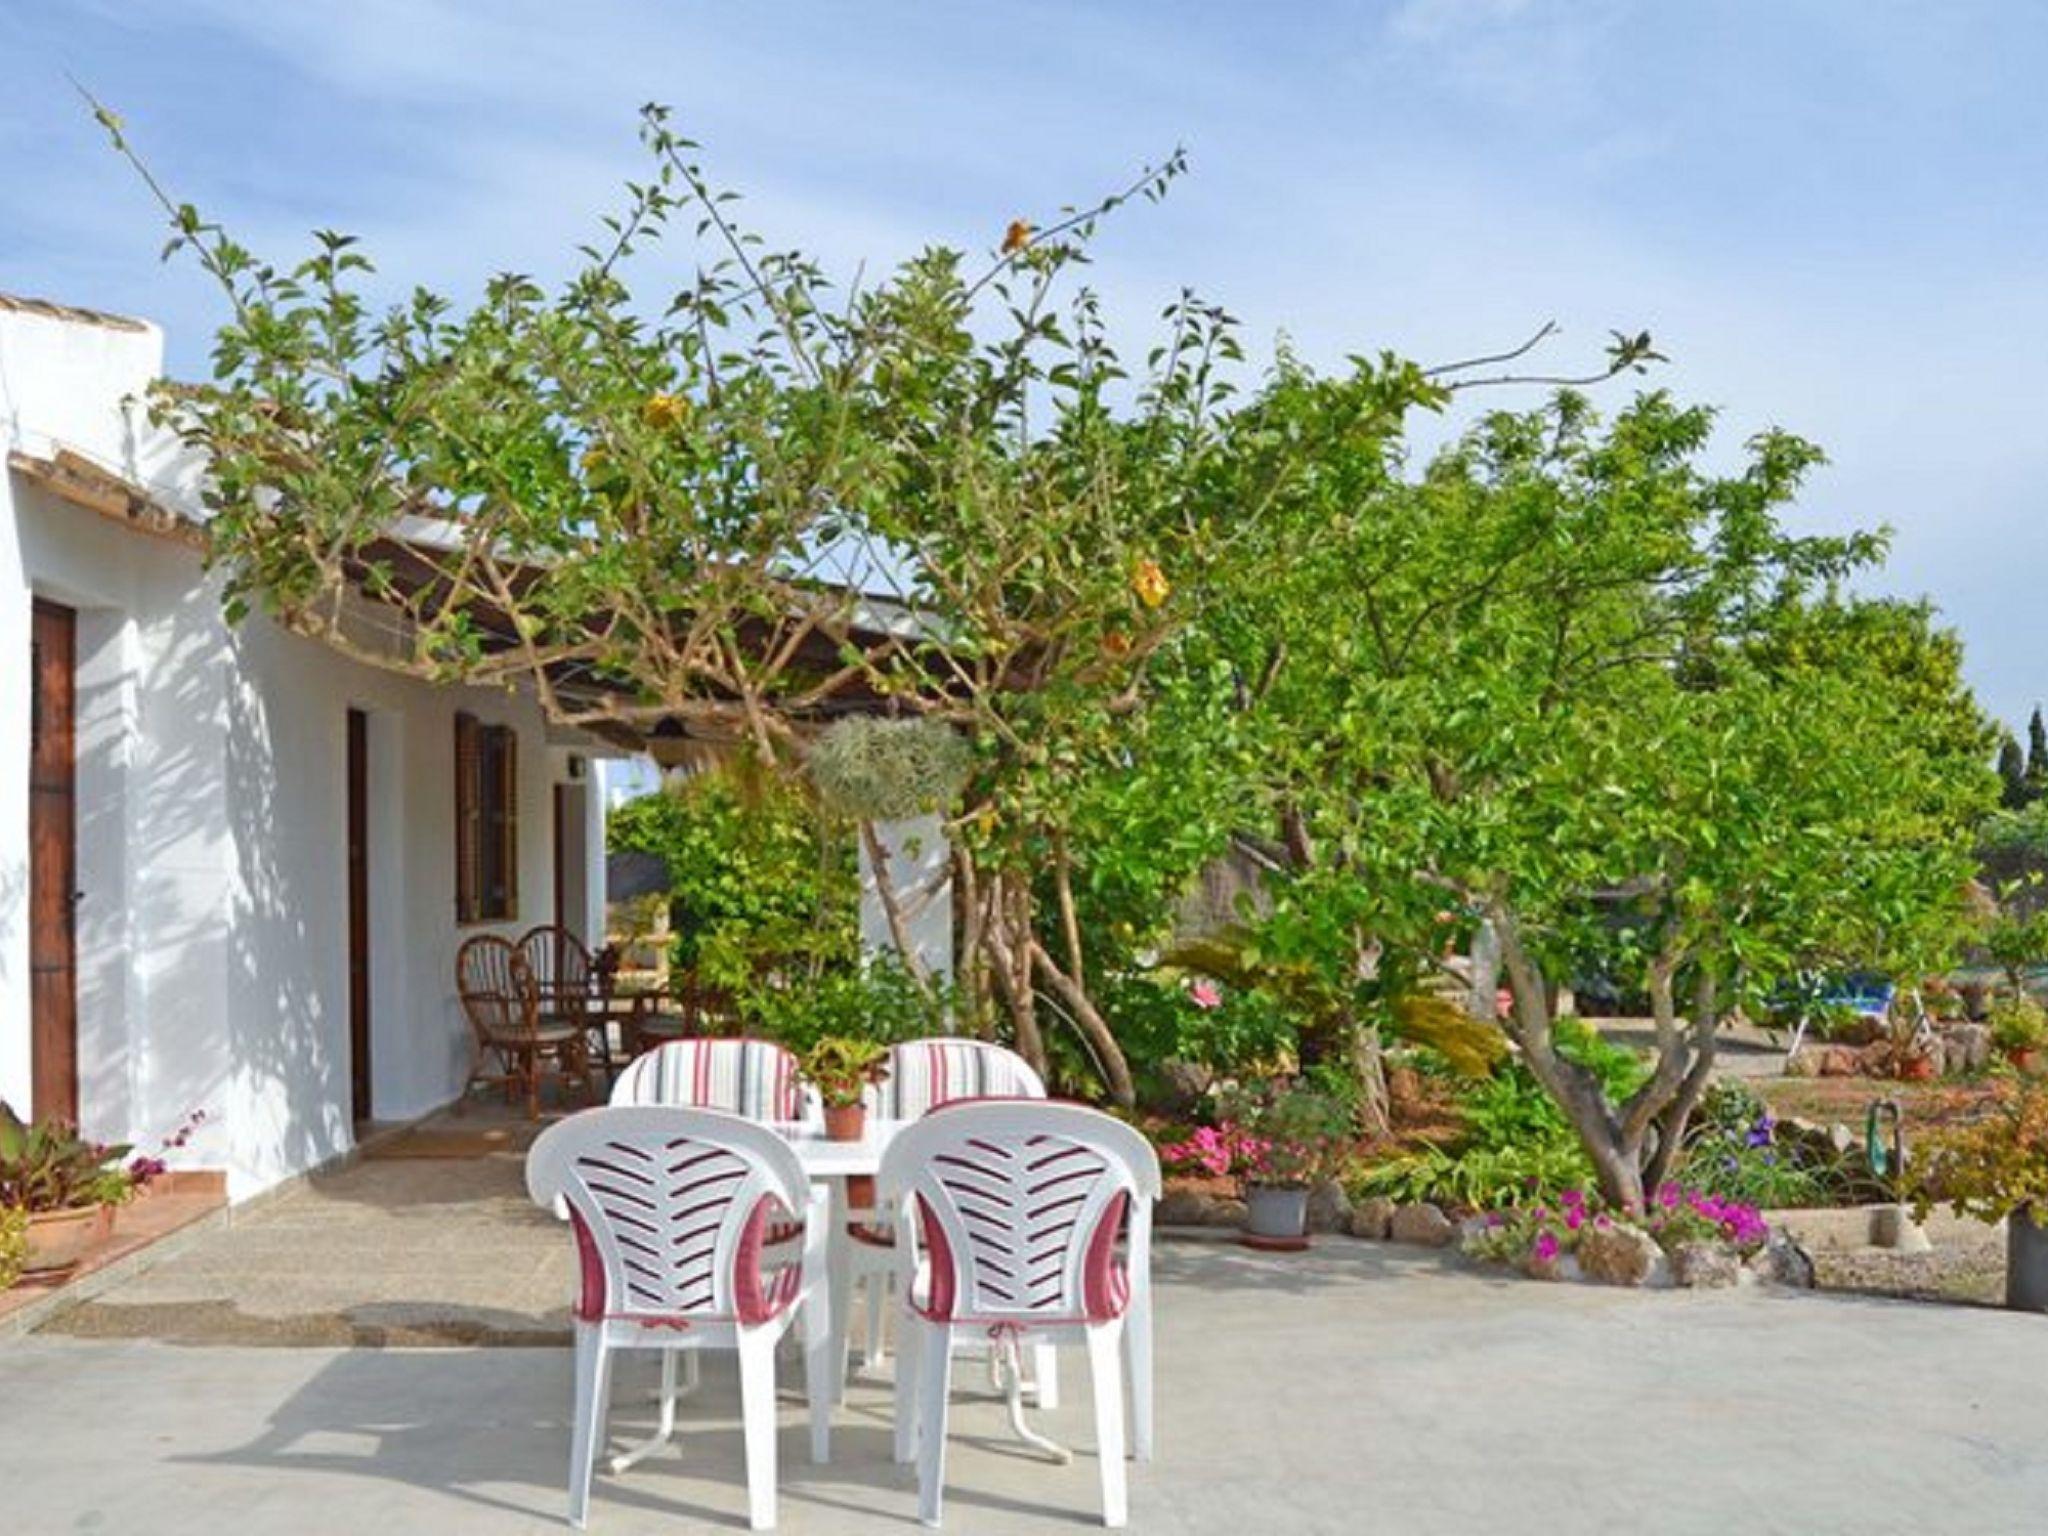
left=874, top=1038, right=1045, bottom=1120
left=610, top=1039, right=804, bottom=1121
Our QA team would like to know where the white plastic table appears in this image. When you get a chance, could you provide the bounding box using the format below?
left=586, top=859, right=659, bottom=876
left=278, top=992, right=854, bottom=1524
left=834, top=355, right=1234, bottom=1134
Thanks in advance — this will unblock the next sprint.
left=771, top=1118, right=904, bottom=1403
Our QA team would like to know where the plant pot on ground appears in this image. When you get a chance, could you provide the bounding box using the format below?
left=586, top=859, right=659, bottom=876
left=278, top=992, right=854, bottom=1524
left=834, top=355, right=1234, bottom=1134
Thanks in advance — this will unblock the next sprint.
left=1161, top=1081, right=1350, bottom=1251
left=1990, top=995, right=2048, bottom=1078
left=22, top=1205, right=99, bottom=1277
left=1907, top=1079, right=2048, bottom=1313
left=1243, top=1184, right=1311, bottom=1241
left=0, top=1102, right=135, bottom=1279
left=2009, top=1208, right=2048, bottom=1312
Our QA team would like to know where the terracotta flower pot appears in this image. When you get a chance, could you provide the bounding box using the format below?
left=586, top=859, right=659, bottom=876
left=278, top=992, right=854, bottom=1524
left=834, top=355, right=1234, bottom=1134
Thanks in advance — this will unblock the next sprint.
left=23, top=1206, right=100, bottom=1277
left=1899, top=1054, right=1938, bottom=1082
left=823, top=1103, right=867, bottom=1143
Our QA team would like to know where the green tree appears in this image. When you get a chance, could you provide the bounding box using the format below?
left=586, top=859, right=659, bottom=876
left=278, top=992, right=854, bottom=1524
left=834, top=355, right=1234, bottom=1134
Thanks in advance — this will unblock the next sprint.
left=109, top=102, right=1646, bottom=1104
left=1205, top=388, right=1995, bottom=1211
left=2026, top=707, right=2048, bottom=802
left=606, top=764, right=855, bottom=984
left=1999, top=732, right=2032, bottom=809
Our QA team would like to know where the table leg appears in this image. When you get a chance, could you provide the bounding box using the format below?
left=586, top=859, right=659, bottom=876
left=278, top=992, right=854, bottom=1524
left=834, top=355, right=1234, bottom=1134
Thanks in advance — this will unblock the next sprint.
left=827, top=1174, right=854, bottom=1405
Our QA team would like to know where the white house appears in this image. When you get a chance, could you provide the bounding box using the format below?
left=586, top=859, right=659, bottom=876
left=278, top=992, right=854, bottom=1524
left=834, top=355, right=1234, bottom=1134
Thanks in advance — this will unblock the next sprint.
left=0, top=293, right=615, bottom=1201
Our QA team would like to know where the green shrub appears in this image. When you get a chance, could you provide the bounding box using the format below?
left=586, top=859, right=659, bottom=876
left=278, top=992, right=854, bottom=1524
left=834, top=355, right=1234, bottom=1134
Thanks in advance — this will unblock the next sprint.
left=1675, top=1081, right=1857, bottom=1209
left=607, top=766, right=856, bottom=979
left=1989, top=993, right=2048, bottom=1053
left=744, top=952, right=946, bottom=1054
left=1348, top=1021, right=1650, bottom=1210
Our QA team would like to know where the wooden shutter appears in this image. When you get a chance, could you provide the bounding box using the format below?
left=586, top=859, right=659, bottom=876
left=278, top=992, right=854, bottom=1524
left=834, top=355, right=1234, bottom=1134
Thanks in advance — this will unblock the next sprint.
left=497, top=725, right=519, bottom=921
left=454, top=712, right=480, bottom=923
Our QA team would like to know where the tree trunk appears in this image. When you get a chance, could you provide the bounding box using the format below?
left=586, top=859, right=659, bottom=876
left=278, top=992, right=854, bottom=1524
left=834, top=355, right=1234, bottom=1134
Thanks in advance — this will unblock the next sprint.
left=1351, top=1022, right=1392, bottom=1140
left=982, top=870, right=1047, bottom=1076
left=1029, top=940, right=1136, bottom=1107
left=1490, top=899, right=1646, bottom=1213
left=860, top=821, right=933, bottom=990
left=1466, top=918, right=1501, bottom=1020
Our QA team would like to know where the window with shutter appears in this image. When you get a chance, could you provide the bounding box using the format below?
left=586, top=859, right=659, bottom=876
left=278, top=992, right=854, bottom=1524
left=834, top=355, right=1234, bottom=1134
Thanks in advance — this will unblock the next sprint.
left=455, top=713, right=518, bottom=923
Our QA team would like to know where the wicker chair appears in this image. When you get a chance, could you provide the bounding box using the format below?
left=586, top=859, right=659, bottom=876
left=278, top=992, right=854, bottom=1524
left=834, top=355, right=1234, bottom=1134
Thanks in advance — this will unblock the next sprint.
left=457, top=934, right=595, bottom=1118
left=516, top=925, right=617, bottom=1085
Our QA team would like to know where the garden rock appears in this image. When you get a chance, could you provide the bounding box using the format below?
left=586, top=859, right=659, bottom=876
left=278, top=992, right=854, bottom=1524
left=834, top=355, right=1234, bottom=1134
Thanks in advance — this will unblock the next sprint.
left=1348, top=1196, right=1396, bottom=1241
left=1154, top=1059, right=1214, bottom=1115
left=1306, top=1179, right=1353, bottom=1233
left=1942, top=1024, right=1992, bottom=1075
left=1206, top=1198, right=1248, bottom=1228
left=1157, top=1189, right=1218, bottom=1226
left=1746, top=1231, right=1816, bottom=1289
left=1389, top=1202, right=1456, bottom=1247
left=1818, top=1045, right=1863, bottom=1078
left=1671, top=1241, right=1741, bottom=1289
left=1577, top=1222, right=1663, bottom=1287
left=1785, top=1048, right=1822, bottom=1078
left=1869, top=1204, right=1934, bottom=1254
left=1524, top=1248, right=1579, bottom=1283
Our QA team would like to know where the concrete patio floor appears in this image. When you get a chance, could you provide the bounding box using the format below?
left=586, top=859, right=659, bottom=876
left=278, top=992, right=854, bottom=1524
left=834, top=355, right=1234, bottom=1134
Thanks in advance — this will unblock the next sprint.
left=7, top=1229, right=2048, bottom=1534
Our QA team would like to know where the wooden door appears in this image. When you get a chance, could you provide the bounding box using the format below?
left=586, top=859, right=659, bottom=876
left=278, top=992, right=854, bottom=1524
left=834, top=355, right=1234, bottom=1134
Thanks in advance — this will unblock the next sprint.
left=29, top=599, right=79, bottom=1123
left=347, top=708, right=372, bottom=1123
left=552, top=783, right=568, bottom=933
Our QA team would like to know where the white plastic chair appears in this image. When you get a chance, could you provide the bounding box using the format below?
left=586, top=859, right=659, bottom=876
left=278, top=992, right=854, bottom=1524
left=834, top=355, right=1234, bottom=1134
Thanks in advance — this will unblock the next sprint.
left=850, top=1040, right=1048, bottom=1385
left=877, top=1099, right=1160, bottom=1528
left=526, top=1106, right=834, bottom=1531
left=610, top=1037, right=818, bottom=1125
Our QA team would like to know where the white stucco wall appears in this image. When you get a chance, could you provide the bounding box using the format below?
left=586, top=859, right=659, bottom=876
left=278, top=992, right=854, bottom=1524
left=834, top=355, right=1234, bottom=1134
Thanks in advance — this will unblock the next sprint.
left=0, top=299, right=607, bottom=1199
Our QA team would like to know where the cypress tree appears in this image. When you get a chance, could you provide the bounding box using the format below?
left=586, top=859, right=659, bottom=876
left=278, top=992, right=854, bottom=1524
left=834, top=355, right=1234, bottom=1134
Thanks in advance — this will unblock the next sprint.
left=2027, top=708, right=2048, bottom=802
left=1999, top=733, right=2031, bottom=809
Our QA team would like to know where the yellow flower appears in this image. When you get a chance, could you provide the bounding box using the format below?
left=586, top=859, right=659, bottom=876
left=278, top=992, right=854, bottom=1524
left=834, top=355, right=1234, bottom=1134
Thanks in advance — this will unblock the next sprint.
left=1131, top=558, right=1170, bottom=609
left=642, top=393, right=689, bottom=430
left=1002, top=218, right=1034, bottom=255
left=579, top=444, right=610, bottom=477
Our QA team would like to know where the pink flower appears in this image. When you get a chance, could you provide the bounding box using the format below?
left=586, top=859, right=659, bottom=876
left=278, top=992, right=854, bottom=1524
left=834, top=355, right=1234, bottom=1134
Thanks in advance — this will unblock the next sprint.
left=1533, top=1232, right=1561, bottom=1263
left=1189, top=980, right=1223, bottom=1011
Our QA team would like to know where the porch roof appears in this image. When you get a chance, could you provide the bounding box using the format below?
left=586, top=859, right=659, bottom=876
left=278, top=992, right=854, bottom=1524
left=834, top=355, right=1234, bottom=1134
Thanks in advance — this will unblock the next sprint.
left=10, top=441, right=914, bottom=765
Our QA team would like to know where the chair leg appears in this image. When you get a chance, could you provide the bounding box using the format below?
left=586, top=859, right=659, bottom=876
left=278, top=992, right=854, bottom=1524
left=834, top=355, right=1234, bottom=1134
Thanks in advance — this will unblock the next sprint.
left=864, top=1272, right=889, bottom=1371
left=568, top=1324, right=614, bottom=1529
left=1128, top=1292, right=1153, bottom=1462
left=801, top=1296, right=833, bottom=1466
left=737, top=1326, right=781, bottom=1531
left=1085, top=1323, right=1128, bottom=1528
left=1032, top=1342, right=1059, bottom=1410
left=894, top=1313, right=922, bottom=1465
left=916, top=1323, right=953, bottom=1528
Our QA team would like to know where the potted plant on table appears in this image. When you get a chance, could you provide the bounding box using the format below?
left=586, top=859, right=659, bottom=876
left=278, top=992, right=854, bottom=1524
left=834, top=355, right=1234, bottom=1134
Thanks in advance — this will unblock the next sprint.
left=797, top=1037, right=891, bottom=1142
left=0, top=1103, right=133, bottom=1279
left=1907, top=1080, right=2048, bottom=1311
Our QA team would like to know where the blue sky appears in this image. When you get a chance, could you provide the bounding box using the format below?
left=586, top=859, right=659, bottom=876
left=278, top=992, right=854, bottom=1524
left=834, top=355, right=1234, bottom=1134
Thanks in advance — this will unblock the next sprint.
left=4, top=1, right=2044, bottom=730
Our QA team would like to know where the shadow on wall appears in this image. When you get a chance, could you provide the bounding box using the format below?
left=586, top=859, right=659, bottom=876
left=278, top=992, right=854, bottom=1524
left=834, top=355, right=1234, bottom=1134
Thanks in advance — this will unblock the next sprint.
left=221, top=619, right=350, bottom=1188
left=104, top=610, right=238, bottom=1161
left=0, top=859, right=19, bottom=985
